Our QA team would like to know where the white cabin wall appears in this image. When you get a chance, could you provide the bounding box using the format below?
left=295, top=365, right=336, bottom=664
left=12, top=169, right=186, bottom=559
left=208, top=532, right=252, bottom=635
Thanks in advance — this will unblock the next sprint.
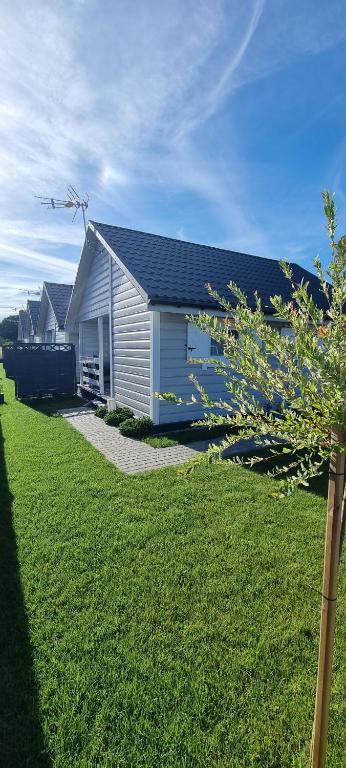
left=158, top=312, right=243, bottom=424
left=80, top=320, right=99, bottom=357
left=56, top=330, right=69, bottom=343
left=158, top=313, right=275, bottom=424
left=78, top=243, right=109, bottom=321
left=44, top=301, right=57, bottom=341
left=111, top=261, right=151, bottom=417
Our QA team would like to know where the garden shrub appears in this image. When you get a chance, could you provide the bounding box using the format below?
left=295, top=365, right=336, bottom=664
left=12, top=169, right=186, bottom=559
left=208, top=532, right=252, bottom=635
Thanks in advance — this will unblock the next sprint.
left=104, top=407, right=134, bottom=427
left=119, top=416, right=153, bottom=439
left=94, top=405, right=108, bottom=419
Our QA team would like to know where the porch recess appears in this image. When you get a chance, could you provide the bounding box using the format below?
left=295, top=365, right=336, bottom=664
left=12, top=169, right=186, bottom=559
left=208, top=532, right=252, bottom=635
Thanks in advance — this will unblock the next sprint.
left=79, top=315, right=110, bottom=397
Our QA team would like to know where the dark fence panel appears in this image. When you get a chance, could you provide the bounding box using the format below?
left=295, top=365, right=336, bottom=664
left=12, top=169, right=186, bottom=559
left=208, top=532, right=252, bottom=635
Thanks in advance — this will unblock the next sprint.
left=3, top=346, right=16, bottom=379
left=4, top=343, right=76, bottom=398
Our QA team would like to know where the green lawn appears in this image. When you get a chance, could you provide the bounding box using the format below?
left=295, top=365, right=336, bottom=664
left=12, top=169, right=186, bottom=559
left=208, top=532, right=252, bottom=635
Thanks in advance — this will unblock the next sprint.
left=0, top=369, right=345, bottom=768
left=143, top=434, right=180, bottom=448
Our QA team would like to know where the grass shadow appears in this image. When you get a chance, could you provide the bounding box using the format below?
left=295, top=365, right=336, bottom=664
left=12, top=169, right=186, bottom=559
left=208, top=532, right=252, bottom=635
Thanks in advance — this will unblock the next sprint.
left=21, top=394, right=86, bottom=417
left=0, top=420, right=52, bottom=767
left=243, top=450, right=329, bottom=500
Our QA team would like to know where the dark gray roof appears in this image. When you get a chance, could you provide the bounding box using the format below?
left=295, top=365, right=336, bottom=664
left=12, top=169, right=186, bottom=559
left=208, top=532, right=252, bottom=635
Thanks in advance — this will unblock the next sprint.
left=27, top=299, right=40, bottom=333
left=18, top=309, right=30, bottom=338
left=44, top=282, right=73, bottom=329
left=92, top=222, right=328, bottom=312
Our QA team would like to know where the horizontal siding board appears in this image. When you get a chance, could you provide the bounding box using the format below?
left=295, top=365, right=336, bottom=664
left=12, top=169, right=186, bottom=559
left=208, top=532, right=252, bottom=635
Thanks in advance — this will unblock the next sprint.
left=113, top=303, right=148, bottom=319
left=114, top=328, right=151, bottom=338
left=114, top=316, right=150, bottom=331
left=114, top=385, right=150, bottom=405
left=56, top=330, right=69, bottom=343
left=112, top=284, right=140, bottom=300
left=113, top=294, right=148, bottom=312
left=114, top=339, right=150, bottom=350
left=113, top=393, right=150, bottom=416
left=111, top=273, right=128, bottom=288
left=114, top=360, right=150, bottom=380
left=114, top=351, right=150, bottom=361
left=116, top=378, right=150, bottom=394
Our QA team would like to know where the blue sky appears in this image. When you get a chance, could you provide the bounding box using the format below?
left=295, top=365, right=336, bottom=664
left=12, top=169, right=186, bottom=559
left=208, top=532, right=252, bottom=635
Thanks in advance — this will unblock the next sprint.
left=1, top=0, right=346, bottom=318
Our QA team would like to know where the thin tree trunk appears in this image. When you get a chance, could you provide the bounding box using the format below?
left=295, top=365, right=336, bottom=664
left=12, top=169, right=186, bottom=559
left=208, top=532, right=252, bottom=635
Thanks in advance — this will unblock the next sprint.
left=310, top=427, right=345, bottom=768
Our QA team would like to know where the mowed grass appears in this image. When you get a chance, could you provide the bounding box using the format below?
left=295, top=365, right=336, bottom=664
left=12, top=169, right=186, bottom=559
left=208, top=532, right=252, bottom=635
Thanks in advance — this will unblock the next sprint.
left=0, top=370, right=345, bottom=768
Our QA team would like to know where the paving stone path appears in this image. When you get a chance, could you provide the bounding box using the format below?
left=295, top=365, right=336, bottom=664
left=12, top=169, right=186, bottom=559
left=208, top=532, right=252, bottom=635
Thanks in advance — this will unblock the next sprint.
left=59, top=407, right=207, bottom=474
left=59, top=406, right=275, bottom=475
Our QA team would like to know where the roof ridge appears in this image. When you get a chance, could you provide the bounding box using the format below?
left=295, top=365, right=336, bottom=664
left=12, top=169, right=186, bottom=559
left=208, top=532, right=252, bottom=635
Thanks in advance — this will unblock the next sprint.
left=90, top=220, right=284, bottom=266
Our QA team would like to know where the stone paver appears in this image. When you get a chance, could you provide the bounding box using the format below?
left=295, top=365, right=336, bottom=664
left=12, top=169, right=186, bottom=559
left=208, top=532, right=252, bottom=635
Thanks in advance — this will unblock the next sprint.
left=59, top=407, right=199, bottom=474
left=59, top=406, right=277, bottom=475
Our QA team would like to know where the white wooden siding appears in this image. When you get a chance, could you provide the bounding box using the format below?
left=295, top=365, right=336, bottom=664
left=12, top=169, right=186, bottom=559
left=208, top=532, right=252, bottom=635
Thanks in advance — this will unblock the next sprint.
left=44, top=301, right=57, bottom=340
left=111, top=261, right=150, bottom=417
left=158, top=313, right=276, bottom=424
left=103, top=317, right=110, bottom=363
left=81, top=320, right=99, bottom=357
left=159, top=313, right=242, bottom=424
left=56, top=330, right=70, bottom=343
left=78, top=243, right=109, bottom=321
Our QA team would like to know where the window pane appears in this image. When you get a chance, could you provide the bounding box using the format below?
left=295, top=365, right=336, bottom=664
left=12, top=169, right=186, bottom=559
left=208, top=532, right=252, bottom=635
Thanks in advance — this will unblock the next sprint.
left=210, top=338, right=224, bottom=356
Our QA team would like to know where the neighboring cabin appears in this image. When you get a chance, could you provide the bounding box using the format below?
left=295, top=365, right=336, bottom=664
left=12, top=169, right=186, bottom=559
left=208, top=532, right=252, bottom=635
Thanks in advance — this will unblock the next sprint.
left=17, top=285, right=75, bottom=345
left=36, top=282, right=77, bottom=348
left=66, top=222, right=327, bottom=425
left=16, top=284, right=79, bottom=377
left=18, top=301, right=41, bottom=342
left=27, top=300, right=41, bottom=341
left=17, top=309, right=30, bottom=341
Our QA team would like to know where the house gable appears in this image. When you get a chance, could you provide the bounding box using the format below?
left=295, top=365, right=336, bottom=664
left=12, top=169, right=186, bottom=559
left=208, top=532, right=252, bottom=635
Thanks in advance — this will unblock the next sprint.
left=37, top=283, right=73, bottom=338
left=78, top=242, right=109, bottom=322
left=70, top=233, right=151, bottom=417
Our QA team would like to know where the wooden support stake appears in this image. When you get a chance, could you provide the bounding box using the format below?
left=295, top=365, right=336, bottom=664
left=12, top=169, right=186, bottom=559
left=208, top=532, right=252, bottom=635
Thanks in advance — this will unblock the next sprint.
left=311, top=427, right=345, bottom=768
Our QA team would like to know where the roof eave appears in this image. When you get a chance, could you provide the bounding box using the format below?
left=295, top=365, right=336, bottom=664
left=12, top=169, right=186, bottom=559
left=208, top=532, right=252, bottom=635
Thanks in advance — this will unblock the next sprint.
left=147, top=297, right=276, bottom=314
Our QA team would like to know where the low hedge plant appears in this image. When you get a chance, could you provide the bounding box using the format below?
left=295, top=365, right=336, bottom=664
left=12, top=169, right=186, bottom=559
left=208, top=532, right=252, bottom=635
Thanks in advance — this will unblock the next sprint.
left=104, top=407, right=134, bottom=427
left=119, top=416, right=153, bottom=439
left=94, top=405, right=108, bottom=419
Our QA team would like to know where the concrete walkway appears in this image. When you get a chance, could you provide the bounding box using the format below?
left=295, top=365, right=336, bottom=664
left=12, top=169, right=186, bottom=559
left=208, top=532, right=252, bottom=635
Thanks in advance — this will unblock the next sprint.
left=59, top=406, right=274, bottom=475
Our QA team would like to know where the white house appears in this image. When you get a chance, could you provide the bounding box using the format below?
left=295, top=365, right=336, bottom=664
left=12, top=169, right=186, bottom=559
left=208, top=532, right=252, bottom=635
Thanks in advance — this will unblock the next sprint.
left=36, top=282, right=78, bottom=348
left=17, top=300, right=41, bottom=342
left=66, top=221, right=327, bottom=425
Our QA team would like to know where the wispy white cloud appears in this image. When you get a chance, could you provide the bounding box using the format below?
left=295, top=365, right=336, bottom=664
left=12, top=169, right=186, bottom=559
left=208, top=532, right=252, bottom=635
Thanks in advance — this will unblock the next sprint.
left=0, top=220, right=84, bottom=247
left=0, top=242, right=77, bottom=275
left=172, top=0, right=265, bottom=142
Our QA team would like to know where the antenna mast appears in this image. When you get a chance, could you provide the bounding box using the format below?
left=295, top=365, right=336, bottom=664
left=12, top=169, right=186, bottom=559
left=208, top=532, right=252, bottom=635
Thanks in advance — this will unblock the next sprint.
left=35, top=185, right=89, bottom=233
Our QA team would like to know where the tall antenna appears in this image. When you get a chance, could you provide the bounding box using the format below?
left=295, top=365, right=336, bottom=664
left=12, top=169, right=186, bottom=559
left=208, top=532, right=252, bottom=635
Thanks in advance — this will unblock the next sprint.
left=35, top=185, right=89, bottom=233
